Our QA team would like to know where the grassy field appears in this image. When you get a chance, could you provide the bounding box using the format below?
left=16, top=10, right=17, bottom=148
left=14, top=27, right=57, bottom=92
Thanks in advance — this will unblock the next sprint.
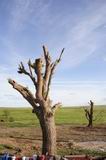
left=0, top=106, right=105, bottom=127
left=0, top=106, right=106, bottom=156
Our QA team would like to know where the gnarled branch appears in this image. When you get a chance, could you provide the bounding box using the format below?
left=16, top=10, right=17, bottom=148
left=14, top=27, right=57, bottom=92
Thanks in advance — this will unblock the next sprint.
left=28, top=59, right=33, bottom=76
left=45, top=48, right=65, bottom=100
left=8, top=79, right=40, bottom=114
left=52, top=102, right=62, bottom=113
left=84, top=108, right=90, bottom=120
left=18, top=61, right=37, bottom=88
left=42, top=46, right=52, bottom=98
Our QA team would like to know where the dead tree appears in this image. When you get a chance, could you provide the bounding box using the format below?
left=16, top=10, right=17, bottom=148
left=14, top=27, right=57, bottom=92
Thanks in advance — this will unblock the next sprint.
left=84, top=100, right=94, bottom=127
left=8, top=46, right=64, bottom=155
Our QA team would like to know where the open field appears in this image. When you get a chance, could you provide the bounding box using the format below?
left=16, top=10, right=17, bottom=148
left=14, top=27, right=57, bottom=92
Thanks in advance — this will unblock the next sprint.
left=0, top=106, right=106, bottom=156
left=0, top=106, right=106, bottom=127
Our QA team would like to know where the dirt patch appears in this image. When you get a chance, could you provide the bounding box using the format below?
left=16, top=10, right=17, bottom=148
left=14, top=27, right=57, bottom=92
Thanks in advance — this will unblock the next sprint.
left=75, top=141, right=106, bottom=151
left=0, top=125, right=106, bottom=156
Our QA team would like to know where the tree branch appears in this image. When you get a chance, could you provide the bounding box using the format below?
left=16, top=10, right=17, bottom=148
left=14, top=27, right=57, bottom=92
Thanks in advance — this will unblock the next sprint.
left=8, top=79, right=39, bottom=112
left=84, top=108, right=90, bottom=120
left=42, top=46, right=52, bottom=98
left=45, top=48, right=65, bottom=100
left=52, top=102, right=62, bottom=113
left=28, top=59, right=33, bottom=76
left=34, top=58, right=43, bottom=99
left=18, top=61, right=37, bottom=88
left=89, top=100, right=94, bottom=116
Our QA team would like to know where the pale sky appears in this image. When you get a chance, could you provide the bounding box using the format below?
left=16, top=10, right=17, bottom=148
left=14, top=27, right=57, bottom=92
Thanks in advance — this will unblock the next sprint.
left=0, top=0, right=106, bottom=107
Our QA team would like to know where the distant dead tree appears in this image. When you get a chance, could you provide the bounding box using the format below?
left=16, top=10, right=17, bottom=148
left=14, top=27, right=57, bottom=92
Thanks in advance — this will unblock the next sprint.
left=84, top=100, right=104, bottom=128
left=84, top=100, right=94, bottom=127
left=8, top=46, right=64, bottom=155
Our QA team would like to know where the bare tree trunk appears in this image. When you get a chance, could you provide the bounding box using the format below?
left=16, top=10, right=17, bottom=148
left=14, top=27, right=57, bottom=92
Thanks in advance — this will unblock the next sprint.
left=39, top=112, right=56, bottom=155
left=88, top=101, right=93, bottom=127
left=8, top=46, right=64, bottom=155
left=84, top=100, right=94, bottom=128
left=87, top=116, right=93, bottom=127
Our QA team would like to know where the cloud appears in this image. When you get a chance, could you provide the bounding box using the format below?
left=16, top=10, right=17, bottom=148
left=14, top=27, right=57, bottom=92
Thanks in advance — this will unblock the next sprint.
left=0, top=36, right=29, bottom=68
left=9, top=0, right=52, bottom=32
left=50, top=81, right=106, bottom=106
left=0, top=65, right=106, bottom=107
left=0, top=0, right=106, bottom=107
left=60, top=3, right=106, bottom=68
left=0, top=0, right=53, bottom=67
left=3, top=0, right=106, bottom=69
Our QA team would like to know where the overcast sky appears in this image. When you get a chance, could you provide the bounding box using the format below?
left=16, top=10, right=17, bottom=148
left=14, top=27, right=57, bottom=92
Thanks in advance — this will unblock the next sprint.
left=0, top=0, right=106, bottom=107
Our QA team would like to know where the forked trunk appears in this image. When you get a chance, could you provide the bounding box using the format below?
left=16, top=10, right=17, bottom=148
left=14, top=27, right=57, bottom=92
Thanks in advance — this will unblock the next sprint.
left=84, top=100, right=94, bottom=128
left=39, top=114, right=56, bottom=155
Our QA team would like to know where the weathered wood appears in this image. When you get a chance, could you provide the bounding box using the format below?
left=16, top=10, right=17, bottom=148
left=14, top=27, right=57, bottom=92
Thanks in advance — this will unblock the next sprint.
left=45, top=48, right=65, bottom=100
left=8, top=46, right=64, bottom=155
left=39, top=111, right=56, bottom=155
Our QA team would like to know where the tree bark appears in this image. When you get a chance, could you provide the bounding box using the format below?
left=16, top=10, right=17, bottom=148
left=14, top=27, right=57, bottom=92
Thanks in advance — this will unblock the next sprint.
left=87, top=116, right=93, bottom=127
left=39, top=114, right=56, bottom=155
left=8, top=46, right=64, bottom=155
left=88, top=101, right=93, bottom=127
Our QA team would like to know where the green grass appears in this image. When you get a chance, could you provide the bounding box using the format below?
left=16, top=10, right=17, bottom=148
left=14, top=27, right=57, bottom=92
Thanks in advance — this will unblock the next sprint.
left=55, top=106, right=106, bottom=125
left=0, top=108, right=39, bottom=127
left=0, top=106, right=106, bottom=127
